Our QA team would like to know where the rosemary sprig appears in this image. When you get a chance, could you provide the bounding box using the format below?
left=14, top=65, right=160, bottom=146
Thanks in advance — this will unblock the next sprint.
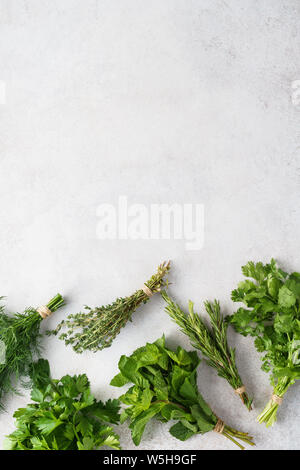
left=49, top=262, right=170, bottom=353
left=162, top=292, right=252, bottom=410
left=0, top=294, right=64, bottom=410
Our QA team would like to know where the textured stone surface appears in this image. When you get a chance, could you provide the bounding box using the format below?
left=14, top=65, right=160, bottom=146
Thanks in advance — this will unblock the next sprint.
left=0, top=0, right=299, bottom=450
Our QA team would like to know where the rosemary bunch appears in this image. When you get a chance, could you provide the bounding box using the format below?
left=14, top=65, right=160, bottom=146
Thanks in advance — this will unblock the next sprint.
left=49, top=262, right=170, bottom=353
left=162, top=292, right=252, bottom=410
left=0, top=294, right=64, bottom=409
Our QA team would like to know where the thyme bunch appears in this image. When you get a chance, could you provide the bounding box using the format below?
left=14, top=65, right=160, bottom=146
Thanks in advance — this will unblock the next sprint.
left=162, top=292, right=252, bottom=410
left=49, top=262, right=170, bottom=353
left=0, top=294, right=64, bottom=409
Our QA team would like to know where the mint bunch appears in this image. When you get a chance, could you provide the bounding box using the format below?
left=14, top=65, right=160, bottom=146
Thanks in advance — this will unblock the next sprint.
left=230, top=259, right=300, bottom=426
left=111, top=336, right=254, bottom=449
left=5, top=359, right=121, bottom=450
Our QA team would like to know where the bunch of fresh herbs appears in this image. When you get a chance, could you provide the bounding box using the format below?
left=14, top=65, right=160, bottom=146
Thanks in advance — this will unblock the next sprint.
left=0, top=294, right=64, bottom=410
left=162, top=292, right=252, bottom=410
left=49, top=262, right=170, bottom=353
left=111, top=336, right=254, bottom=449
left=5, top=359, right=121, bottom=450
left=229, top=259, right=300, bottom=426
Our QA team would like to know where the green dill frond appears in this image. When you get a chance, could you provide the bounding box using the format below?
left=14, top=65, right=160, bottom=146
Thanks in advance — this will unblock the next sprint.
left=0, top=294, right=64, bottom=410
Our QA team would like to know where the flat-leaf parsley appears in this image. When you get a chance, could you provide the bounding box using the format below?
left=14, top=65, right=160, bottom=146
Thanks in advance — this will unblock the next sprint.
left=5, top=359, right=121, bottom=450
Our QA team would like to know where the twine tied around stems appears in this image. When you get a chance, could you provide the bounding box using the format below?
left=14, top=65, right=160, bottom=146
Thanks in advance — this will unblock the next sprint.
left=271, top=394, right=283, bottom=405
left=142, top=285, right=154, bottom=297
left=235, top=385, right=246, bottom=395
left=213, top=419, right=225, bottom=434
left=37, top=306, right=52, bottom=319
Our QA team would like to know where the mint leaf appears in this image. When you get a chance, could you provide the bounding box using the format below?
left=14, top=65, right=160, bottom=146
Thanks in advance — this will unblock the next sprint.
left=130, top=403, right=165, bottom=446
left=169, top=421, right=195, bottom=441
left=110, top=372, right=129, bottom=387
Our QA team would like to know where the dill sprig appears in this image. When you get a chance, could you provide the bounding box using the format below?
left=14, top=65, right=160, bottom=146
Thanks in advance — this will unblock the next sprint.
left=49, top=262, right=170, bottom=353
left=162, top=292, right=252, bottom=411
left=0, top=294, right=64, bottom=410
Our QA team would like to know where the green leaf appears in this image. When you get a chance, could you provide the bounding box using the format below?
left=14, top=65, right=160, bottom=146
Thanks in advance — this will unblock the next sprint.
left=89, top=399, right=120, bottom=424
left=230, top=308, right=253, bottom=329
left=3, top=437, right=16, bottom=450
left=30, top=436, right=49, bottom=450
left=267, top=275, right=281, bottom=298
left=77, top=436, right=94, bottom=450
left=30, top=387, right=44, bottom=403
left=77, top=416, right=93, bottom=436
left=190, top=404, right=215, bottom=433
left=171, top=365, right=191, bottom=392
left=75, top=374, right=89, bottom=392
left=242, top=261, right=268, bottom=282
left=82, top=388, right=95, bottom=407
left=273, top=366, right=300, bottom=379
left=100, top=433, right=121, bottom=450
left=160, top=404, right=192, bottom=422
left=286, top=278, right=300, bottom=299
left=117, top=355, right=149, bottom=388
left=110, top=372, right=129, bottom=387
left=130, top=402, right=165, bottom=446
left=63, top=423, right=75, bottom=441
left=278, top=285, right=296, bottom=308
left=274, top=313, right=295, bottom=334
left=169, top=421, right=196, bottom=441
left=36, top=416, right=63, bottom=435
left=179, top=376, right=199, bottom=402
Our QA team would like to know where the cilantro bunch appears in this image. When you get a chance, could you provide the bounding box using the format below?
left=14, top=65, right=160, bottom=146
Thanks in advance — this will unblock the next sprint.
left=5, top=359, right=121, bottom=450
left=230, top=259, right=300, bottom=427
left=111, top=336, right=254, bottom=449
left=163, top=292, right=252, bottom=410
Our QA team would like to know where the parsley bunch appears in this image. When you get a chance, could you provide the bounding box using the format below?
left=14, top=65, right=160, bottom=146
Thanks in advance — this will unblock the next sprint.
left=230, top=259, right=300, bottom=426
left=162, top=293, right=252, bottom=410
left=111, top=336, right=254, bottom=450
left=5, top=359, right=121, bottom=450
left=49, top=262, right=170, bottom=353
left=0, top=294, right=64, bottom=410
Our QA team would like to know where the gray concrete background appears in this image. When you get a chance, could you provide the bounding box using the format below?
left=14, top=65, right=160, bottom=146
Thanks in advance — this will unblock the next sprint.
left=0, top=0, right=299, bottom=450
